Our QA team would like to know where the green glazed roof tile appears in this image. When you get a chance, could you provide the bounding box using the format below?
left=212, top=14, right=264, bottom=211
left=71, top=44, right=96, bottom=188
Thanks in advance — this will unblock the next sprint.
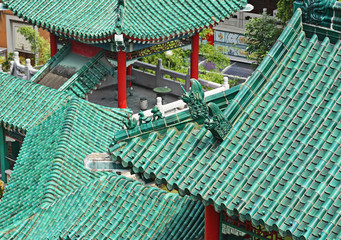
left=2, top=175, right=205, bottom=239
left=110, top=8, right=341, bottom=240
left=0, top=72, right=71, bottom=132
left=3, top=0, right=246, bottom=42
left=0, top=72, right=204, bottom=239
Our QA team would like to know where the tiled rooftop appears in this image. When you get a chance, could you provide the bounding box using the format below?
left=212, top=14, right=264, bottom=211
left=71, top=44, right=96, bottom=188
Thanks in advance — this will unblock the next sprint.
left=3, top=0, right=247, bottom=42
left=110, top=8, right=341, bottom=239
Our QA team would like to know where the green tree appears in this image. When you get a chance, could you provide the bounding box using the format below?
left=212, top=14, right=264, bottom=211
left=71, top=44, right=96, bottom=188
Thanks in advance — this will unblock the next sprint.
left=245, top=12, right=282, bottom=65
left=141, top=28, right=230, bottom=85
left=277, top=0, right=294, bottom=25
left=17, top=26, right=50, bottom=65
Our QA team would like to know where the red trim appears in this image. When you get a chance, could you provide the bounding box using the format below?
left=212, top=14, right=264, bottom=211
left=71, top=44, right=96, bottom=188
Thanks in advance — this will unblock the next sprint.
left=70, top=40, right=101, bottom=58
left=118, top=49, right=127, bottom=108
left=205, top=205, right=219, bottom=240
left=191, top=32, right=199, bottom=80
left=50, top=33, right=57, bottom=57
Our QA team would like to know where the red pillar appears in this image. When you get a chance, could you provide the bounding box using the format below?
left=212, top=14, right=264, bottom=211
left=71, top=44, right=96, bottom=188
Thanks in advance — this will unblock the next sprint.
left=50, top=33, right=57, bottom=57
left=205, top=205, right=220, bottom=240
left=127, top=65, right=132, bottom=88
left=191, top=32, right=199, bottom=80
left=117, top=49, right=127, bottom=108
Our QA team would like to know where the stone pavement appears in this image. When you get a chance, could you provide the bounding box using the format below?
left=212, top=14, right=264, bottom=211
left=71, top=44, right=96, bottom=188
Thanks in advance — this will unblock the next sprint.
left=88, top=83, right=179, bottom=113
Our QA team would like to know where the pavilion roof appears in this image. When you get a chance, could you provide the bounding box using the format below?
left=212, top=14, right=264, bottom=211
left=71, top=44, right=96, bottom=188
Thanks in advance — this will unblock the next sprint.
left=3, top=0, right=246, bottom=43
left=110, top=6, right=341, bottom=240
left=32, top=44, right=113, bottom=99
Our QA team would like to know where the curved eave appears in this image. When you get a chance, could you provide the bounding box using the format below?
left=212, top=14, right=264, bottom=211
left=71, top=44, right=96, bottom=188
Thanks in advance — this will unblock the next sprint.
left=5, top=3, right=241, bottom=44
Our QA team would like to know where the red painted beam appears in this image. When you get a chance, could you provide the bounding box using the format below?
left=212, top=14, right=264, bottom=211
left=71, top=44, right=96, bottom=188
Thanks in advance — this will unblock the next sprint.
left=70, top=40, right=101, bottom=58
left=191, top=32, right=199, bottom=80
left=205, top=205, right=220, bottom=240
left=118, top=49, right=127, bottom=108
left=50, top=33, right=57, bottom=57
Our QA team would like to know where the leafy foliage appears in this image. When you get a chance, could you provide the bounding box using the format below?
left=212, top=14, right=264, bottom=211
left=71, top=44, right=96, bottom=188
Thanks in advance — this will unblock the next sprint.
left=17, top=26, right=50, bottom=65
left=277, top=0, right=294, bottom=25
left=245, top=12, right=282, bottom=65
left=0, top=52, right=14, bottom=72
left=0, top=180, right=4, bottom=199
left=141, top=29, right=230, bottom=85
left=199, top=43, right=230, bottom=72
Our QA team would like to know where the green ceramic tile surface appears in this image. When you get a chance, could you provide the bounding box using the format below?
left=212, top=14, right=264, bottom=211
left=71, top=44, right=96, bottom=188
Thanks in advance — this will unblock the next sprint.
left=111, top=9, right=341, bottom=240
left=0, top=72, right=71, bottom=132
left=1, top=175, right=204, bottom=239
left=0, top=72, right=204, bottom=239
left=2, top=0, right=246, bottom=42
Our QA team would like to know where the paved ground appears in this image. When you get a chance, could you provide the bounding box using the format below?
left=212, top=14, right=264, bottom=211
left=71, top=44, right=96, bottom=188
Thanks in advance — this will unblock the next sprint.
left=224, top=61, right=255, bottom=79
left=88, top=83, right=179, bottom=113
left=88, top=59, right=255, bottom=113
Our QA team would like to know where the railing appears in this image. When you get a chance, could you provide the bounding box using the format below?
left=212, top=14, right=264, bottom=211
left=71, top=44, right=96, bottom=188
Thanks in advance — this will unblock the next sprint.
left=132, top=59, right=222, bottom=97
left=0, top=52, right=39, bottom=80
left=133, top=76, right=230, bottom=119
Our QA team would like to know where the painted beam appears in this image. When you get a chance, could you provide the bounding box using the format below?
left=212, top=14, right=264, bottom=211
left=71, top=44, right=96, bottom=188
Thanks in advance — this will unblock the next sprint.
left=50, top=33, right=58, bottom=57
left=205, top=205, right=220, bottom=240
left=191, top=32, right=199, bottom=79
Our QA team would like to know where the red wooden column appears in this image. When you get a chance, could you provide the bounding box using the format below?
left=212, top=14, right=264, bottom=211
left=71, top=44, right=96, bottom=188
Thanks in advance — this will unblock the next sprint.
left=191, top=32, right=199, bottom=79
left=127, top=65, right=132, bottom=88
left=127, top=52, right=132, bottom=88
left=205, top=205, right=220, bottom=240
left=117, top=49, right=127, bottom=108
left=50, top=33, right=57, bottom=57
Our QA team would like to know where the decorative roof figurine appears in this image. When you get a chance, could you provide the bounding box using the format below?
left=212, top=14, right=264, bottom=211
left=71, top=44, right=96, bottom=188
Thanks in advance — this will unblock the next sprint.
left=181, top=78, right=208, bottom=120
left=204, top=102, right=232, bottom=141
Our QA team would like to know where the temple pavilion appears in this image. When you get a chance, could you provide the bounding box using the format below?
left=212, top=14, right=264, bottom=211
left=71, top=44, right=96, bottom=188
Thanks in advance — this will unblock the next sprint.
left=0, top=0, right=249, bottom=239
left=0, top=0, right=340, bottom=239
left=106, top=1, right=341, bottom=240
left=2, top=0, right=247, bottom=108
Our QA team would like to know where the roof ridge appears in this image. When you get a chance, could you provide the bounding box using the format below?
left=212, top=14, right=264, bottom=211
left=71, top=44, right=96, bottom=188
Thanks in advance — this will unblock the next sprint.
left=40, top=98, right=84, bottom=206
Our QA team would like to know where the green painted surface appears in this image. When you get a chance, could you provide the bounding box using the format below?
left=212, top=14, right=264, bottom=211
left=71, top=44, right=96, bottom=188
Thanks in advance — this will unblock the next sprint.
left=110, top=9, right=341, bottom=240
left=3, top=0, right=246, bottom=42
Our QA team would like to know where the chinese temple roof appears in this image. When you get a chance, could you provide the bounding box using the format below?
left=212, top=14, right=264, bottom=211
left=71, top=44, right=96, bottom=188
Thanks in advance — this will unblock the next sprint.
left=3, top=0, right=246, bottom=43
left=32, top=44, right=113, bottom=99
left=0, top=73, right=204, bottom=238
left=110, top=3, right=341, bottom=239
left=1, top=175, right=204, bottom=239
left=0, top=72, right=70, bottom=132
